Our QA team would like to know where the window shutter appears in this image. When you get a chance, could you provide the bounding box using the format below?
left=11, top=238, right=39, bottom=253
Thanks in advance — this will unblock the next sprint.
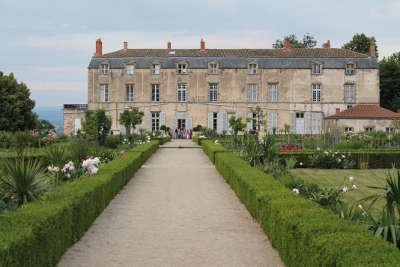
left=134, top=124, right=140, bottom=134
left=312, top=112, right=322, bottom=134
left=305, top=112, right=311, bottom=134
left=186, top=118, right=192, bottom=130
left=120, top=124, right=126, bottom=135
left=273, top=112, right=278, bottom=130
left=222, top=112, right=228, bottom=131
left=172, top=117, right=177, bottom=130
left=160, top=112, right=166, bottom=126
left=268, top=86, right=272, bottom=102
left=100, top=85, right=104, bottom=102
left=145, top=112, right=152, bottom=132
left=235, top=112, right=241, bottom=119
left=247, top=112, right=253, bottom=131
left=267, top=112, right=273, bottom=132
left=290, top=112, right=296, bottom=133
left=208, top=112, right=213, bottom=129
left=108, top=84, right=111, bottom=102
left=217, top=112, right=223, bottom=134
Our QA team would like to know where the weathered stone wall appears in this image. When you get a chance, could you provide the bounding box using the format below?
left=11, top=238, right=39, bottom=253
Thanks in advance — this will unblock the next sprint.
left=325, top=118, right=394, bottom=132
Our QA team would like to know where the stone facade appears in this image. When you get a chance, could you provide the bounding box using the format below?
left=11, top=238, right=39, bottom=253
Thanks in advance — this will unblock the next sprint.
left=63, top=39, right=379, bottom=135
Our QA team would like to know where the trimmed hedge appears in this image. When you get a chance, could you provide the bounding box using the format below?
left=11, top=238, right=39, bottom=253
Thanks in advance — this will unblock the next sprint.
left=0, top=140, right=160, bottom=267
left=202, top=143, right=400, bottom=266
left=201, top=140, right=227, bottom=163
left=151, top=136, right=171, bottom=145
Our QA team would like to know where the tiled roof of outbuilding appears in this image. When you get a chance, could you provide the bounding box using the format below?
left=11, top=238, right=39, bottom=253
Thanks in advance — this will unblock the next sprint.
left=326, top=105, right=400, bottom=120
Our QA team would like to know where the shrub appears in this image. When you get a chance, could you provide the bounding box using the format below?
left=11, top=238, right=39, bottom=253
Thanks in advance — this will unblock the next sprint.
left=104, top=135, right=121, bottom=149
left=201, top=139, right=227, bottom=163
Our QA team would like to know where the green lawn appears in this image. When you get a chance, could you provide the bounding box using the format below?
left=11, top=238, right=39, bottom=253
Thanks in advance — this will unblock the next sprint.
left=291, top=168, right=392, bottom=216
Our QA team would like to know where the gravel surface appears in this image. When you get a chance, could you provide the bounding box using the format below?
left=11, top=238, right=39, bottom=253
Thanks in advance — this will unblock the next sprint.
left=58, top=140, right=284, bottom=267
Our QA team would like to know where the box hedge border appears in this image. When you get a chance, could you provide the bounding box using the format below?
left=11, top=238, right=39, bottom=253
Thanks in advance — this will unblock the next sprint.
left=201, top=139, right=228, bottom=163
left=0, top=140, right=160, bottom=267
left=203, top=142, right=400, bottom=266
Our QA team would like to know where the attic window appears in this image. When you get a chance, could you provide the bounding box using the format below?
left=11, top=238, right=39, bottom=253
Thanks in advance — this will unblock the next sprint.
left=209, top=63, right=218, bottom=74
left=345, top=63, right=355, bottom=75
left=177, top=63, right=187, bottom=74
left=100, top=64, right=109, bottom=75
left=125, top=64, right=135, bottom=75
left=312, top=62, right=322, bottom=75
left=152, top=64, right=160, bottom=75
left=248, top=63, right=257, bottom=74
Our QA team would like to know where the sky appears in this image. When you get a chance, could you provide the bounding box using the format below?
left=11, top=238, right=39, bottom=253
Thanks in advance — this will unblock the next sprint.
left=1, top=0, right=400, bottom=107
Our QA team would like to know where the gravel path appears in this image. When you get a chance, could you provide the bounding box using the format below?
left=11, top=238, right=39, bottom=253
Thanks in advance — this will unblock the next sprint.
left=58, top=140, right=284, bottom=267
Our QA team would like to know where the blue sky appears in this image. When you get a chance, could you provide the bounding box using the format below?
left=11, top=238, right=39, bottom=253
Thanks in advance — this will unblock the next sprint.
left=1, top=0, right=400, bottom=107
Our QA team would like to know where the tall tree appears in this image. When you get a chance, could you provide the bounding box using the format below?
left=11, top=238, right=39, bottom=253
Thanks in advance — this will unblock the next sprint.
left=380, top=52, right=400, bottom=111
left=119, top=107, right=144, bottom=135
left=0, top=72, right=37, bottom=131
left=82, top=109, right=111, bottom=144
left=273, top=33, right=317, bottom=49
left=343, top=33, right=378, bottom=57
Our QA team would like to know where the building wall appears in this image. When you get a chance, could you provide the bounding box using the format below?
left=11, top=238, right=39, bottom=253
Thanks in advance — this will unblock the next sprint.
left=63, top=108, right=86, bottom=136
left=325, top=118, right=394, bottom=132
left=65, top=64, right=379, bottom=134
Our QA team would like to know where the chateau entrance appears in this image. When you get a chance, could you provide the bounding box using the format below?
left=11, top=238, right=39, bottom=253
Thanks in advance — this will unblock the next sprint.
left=177, top=119, right=186, bottom=130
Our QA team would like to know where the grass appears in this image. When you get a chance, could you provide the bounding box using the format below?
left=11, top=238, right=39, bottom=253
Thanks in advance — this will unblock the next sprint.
left=291, top=168, right=391, bottom=216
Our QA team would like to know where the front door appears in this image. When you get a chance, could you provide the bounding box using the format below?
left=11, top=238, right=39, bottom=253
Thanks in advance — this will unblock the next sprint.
left=177, top=119, right=186, bottom=130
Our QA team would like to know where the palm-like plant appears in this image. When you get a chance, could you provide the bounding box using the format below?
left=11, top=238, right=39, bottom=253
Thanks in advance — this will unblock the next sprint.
left=0, top=159, right=50, bottom=206
left=45, top=145, right=67, bottom=168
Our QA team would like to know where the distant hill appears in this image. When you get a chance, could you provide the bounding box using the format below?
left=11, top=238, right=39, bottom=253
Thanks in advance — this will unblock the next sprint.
left=34, top=106, right=63, bottom=133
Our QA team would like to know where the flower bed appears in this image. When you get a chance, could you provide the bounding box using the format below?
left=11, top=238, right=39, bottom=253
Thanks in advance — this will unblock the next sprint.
left=201, top=142, right=400, bottom=266
left=0, top=140, right=159, bottom=267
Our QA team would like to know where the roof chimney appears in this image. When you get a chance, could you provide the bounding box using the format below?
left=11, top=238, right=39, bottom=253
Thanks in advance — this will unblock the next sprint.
left=167, top=41, right=171, bottom=50
left=200, top=38, right=206, bottom=50
left=322, top=40, right=331, bottom=49
left=369, top=41, right=376, bottom=58
left=95, top=38, right=102, bottom=56
left=336, top=108, right=340, bottom=114
left=284, top=40, right=290, bottom=51
left=123, top=41, right=128, bottom=51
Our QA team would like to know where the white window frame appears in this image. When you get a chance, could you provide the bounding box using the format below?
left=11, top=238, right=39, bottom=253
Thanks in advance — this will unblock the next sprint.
left=208, top=83, right=218, bottom=102
left=386, top=127, right=394, bottom=133
left=100, top=84, right=109, bottom=102
left=344, top=84, right=355, bottom=103
left=125, top=84, right=134, bottom=102
left=177, top=63, right=187, bottom=74
left=248, top=84, right=258, bottom=102
left=177, top=83, right=187, bottom=102
left=152, top=64, right=160, bottom=75
left=365, top=127, right=373, bottom=133
left=152, top=84, right=160, bottom=102
left=312, top=62, right=322, bottom=75
left=152, top=112, right=160, bottom=132
left=125, top=64, right=135, bottom=75
left=248, top=63, right=257, bottom=75
left=345, top=63, right=355, bottom=75
left=100, top=64, right=109, bottom=75
left=312, top=84, right=321, bottom=102
left=268, top=83, right=278, bottom=102
left=344, top=127, right=354, bottom=133
left=209, top=63, right=218, bottom=74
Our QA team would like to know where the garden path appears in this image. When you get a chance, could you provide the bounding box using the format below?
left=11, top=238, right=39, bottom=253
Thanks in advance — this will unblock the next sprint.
left=58, top=139, right=284, bottom=267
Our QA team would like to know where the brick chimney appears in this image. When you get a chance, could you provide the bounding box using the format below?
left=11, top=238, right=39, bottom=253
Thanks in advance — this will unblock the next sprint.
left=284, top=40, right=290, bottom=51
left=322, top=40, right=331, bottom=48
left=336, top=108, right=340, bottom=114
left=369, top=41, right=376, bottom=58
left=123, top=41, right=128, bottom=51
left=200, top=38, right=206, bottom=50
left=95, top=38, right=102, bottom=56
left=167, top=41, right=171, bottom=50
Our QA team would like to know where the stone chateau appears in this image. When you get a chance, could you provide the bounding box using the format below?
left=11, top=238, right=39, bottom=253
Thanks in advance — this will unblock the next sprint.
left=63, top=38, right=383, bottom=135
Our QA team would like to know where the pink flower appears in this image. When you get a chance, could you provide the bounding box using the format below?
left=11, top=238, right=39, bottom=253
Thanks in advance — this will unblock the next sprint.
left=120, top=150, right=125, bottom=156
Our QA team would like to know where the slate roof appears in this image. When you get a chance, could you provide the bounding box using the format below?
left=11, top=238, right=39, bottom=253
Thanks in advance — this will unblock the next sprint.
left=88, top=48, right=378, bottom=69
left=326, top=105, right=400, bottom=120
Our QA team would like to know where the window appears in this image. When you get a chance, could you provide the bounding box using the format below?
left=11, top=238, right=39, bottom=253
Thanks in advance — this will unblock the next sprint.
left=344, top=84, right=355, bottom=103
left=177, top=83, right=187, bottom=102
left=209, top=63, right=217, bottom=74
left=125, top=84, right=134, bottom=101
left=151, top=112, right=160, bottom=132
left=100, top=84, right=109, bottom=102
left=312, top=84, right=321, bottom=102
left=344, top=127, right=354, bottom=133
left=152, top=64, right=160, bottom=75
left=268, top=83, right=278, bottom=102
left=208, top=83, right=218, bottom=102
left=177, top=63, right=187, bottom=74
left=296, top=112, right=304, bottom=119
left=125, top=65, right=135, bottom=75
left=248, top=84, right=258, bottom=102
left=386, top=127, right=394, bottom=133
left=365, top=127, right=373, bottom=132
left=248, top=63, right=257, bottom=74
left=311, top=113, right=323, bottom=134
left=151, top=84, right=160, bottom=102
left=347, top=105, right=353, bottom=109
left=100, top=64, right=109, bottom=75
left=267, top=112, right=278, bottom=133
left=213, top=112, right=218, bottom=130
left=312, top=63, right=322, bottom=74
left=345, top=63, right=355, bottom=75
left=252, top=113, right=258, bottom=131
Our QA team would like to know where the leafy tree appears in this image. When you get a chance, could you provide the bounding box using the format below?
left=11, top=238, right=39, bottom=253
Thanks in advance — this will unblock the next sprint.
left=82, top=109, right=111, bottom=144
left=0, top=72, right=37, bottom=131
left=119, top=107, right=144, bottom=135
left=229, top=116, right=246, bottom=136
left=273, top=33, right=317, bottom=49
left=36, top=119, right=55, bottom=131
left=343, top=33, right=378, bottom=57
left=119, top=110, right=133, bottom=134
left=380, top=52, right=400, bottom=111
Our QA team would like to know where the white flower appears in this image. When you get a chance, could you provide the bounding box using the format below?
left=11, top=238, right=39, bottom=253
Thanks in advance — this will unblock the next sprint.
left=47, top=165, right=59, bottom=173
left=343, top=186, right=348, bottom=193
left=214, top=140, right=219, bottom=144
left=316, top=147, right=320, bottom=151
left=352, top=184, right=357, bottom=190
left=324, top=151, right=329, bottom=155
left=292, top=188, right=300, bottom=194
left=349, top=176, right=354, bottom=182
left=342, top=155, right=346, bottom=159
left=337, top=159, right=342, bottom=163
left=358, top=204, right=364, bottom=210
left=299, top=162, right=303, bottom=166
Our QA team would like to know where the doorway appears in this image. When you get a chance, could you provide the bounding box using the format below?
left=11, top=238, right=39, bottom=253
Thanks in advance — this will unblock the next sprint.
left=295, top=112, right=304, bottom=134
left=177, top=119, right=186, bottom=130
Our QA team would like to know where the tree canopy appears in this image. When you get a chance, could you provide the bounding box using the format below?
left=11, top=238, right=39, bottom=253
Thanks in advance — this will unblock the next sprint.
left=380, top=52, right=400, bottom=111
left=119, top=107, right=144, bottom=135
left=0, top=72, right=37, bottom=131
left=343, top=33, right=378, bottom=57
left=82, top=109, right=111, bottom=144
left=273, top=33, right=317, bottom=49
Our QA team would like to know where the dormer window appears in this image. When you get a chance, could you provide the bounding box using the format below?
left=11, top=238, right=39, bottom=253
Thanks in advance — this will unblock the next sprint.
left=177, top=63, right=187, bottom=74
left=125, top=64, right=135, bottom=75
left=345, top=63, right=355, bottom=75
left=248, top=63, right=257, bottom=74
left=152, top=63, right=160, bottom=75
left=100, top=64, right=109, bottom=75
left=312, top=62, right=322, bottom=75
left=209, top=63, right=218, bottom=74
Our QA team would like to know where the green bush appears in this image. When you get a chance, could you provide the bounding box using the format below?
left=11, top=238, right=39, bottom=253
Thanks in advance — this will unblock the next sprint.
left=202, top=142, right=400, bottom=266
left=201, top=140, right=227, bottom=163
left=104, top=135, right=121, bottom=149
left=0, top=140, right=159, bottom=267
